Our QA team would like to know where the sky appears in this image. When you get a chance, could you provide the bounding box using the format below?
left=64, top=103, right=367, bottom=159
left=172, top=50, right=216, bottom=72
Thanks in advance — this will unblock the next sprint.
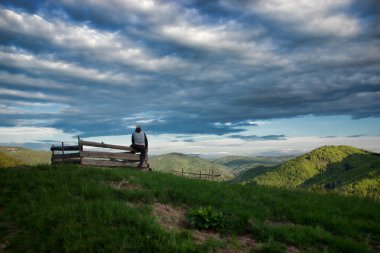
left=0, top=0, right=379, bottom=157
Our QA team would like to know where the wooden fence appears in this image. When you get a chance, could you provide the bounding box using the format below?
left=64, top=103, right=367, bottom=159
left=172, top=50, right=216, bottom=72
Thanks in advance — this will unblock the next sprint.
left=51, top=136, right=149, bottom=169
left=170, top=168, right=224, bottom=181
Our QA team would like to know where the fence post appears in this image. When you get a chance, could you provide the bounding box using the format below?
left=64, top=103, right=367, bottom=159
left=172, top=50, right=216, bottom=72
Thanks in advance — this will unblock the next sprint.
left=78, top=135, right=83, bottom=165
left=182, top=168, right=184, bottom=177
left=51, top=144, right=54, bottom=165
left=61, top=142, right=64, bottom=162
left=199, top=170, right=201, bottom=179
left=212, top=170, right=214, bottom=181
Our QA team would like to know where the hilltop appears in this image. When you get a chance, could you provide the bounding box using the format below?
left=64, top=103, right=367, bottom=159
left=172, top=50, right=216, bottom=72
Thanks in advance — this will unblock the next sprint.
left=150, top=153, right=234, bottom=179
left=0, top=146, right=51, bottom=165
left=0, top=165, right=379, bottom=252
left=2, top=145, right=379, bottom=200
left=244, top=146, right=380, bottom=200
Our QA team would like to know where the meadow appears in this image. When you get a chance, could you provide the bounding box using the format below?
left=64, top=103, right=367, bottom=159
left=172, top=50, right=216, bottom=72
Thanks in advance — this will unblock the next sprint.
left=1, top=164, right=379, bottom=252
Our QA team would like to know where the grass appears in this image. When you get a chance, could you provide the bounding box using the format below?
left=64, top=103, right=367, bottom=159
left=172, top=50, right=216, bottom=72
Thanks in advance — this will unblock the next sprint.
left=1, top=164, right=379, bottom=252
left=0, top=153, right=25, bottom=168
left=0, top=147, right=51, bottom=165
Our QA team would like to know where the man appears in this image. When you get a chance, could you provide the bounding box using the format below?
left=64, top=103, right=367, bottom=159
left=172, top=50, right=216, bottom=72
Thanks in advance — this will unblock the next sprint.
left=130, top=125, right=148, bottom=168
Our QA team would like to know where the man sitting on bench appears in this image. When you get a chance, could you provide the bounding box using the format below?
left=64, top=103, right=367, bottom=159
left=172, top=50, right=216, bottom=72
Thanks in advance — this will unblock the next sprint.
left=130, top=125, right=148, bottom=168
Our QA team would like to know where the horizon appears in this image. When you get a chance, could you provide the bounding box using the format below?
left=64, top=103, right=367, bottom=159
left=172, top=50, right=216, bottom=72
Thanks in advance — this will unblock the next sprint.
left=0, top=1, right=379, bottom=156
left=2, top=142, right=379, bottom=160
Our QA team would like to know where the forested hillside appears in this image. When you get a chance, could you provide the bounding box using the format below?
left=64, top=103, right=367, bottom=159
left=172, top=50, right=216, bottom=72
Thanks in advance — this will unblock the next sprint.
left=245, top=146, right=380, bottom=200
left=214, top=155, right=294, bottom=170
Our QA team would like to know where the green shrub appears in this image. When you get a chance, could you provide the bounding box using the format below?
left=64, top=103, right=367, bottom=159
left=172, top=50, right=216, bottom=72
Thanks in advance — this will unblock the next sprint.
left=187, top=206, right=225, bottom=230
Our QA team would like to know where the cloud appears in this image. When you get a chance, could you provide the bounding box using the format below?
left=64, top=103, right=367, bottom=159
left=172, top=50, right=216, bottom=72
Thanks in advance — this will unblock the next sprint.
left=0, top=9, right=189, bottom=73
left=347, top=134, right=366, bottom=138
left=221, top=0, right=361, bottom=37
left=229, top=134, right=286, bottom=141
left=0, top=49, right=136, bottom=86
left=0, top=0, right=379, bottom=139
left=0, top=126, right=79, bottom=144
left=145, top=134, right=380, bottom=157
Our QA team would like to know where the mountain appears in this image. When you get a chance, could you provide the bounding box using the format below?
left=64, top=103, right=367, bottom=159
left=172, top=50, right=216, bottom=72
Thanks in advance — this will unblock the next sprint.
left=214, top=155, right=295, bottom=183
left=0, top=146, right=51, bottom=165
left=213, top=155, right=294, bottom=169
left=149, top=153, right=234, bottom=179
left=232, top=166, right=269, bottom=183
left=245, top=145, right=380, bottom=200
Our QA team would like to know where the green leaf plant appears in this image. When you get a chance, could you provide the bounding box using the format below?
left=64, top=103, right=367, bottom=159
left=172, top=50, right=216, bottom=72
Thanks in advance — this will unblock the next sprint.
left=187, top=206, right=225, bottom=231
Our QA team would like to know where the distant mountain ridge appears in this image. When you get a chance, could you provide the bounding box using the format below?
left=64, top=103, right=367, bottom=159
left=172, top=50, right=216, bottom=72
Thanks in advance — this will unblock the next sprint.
left=213, top=155, right=295, bottom=183
left=150, top=152, right=234, bottom=179
left=243, top=145, right=380, bottom=200
left=213, top=155, right=294, bottom=169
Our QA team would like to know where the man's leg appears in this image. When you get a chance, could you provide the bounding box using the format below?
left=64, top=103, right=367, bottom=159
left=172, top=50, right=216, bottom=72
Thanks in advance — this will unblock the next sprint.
left=131, top=144, right=146, bottom=167
left=139, top=146, right=146, bottom=167
left=130, top=144, right=139, bottom=153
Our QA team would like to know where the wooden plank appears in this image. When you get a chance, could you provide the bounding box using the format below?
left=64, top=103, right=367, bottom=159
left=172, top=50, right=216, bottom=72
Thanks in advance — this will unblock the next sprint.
left=51, top=155, right=80, bottom=162
left=51, top=145, right=79, bottom=151
left=185, top=172, right=201, bottom=176
left=52, top=152, right=80, bottom=160
left=81, top=159, right=148, bottom=168
left=52, top=159, right=81, bottom=164
left=80, top=151, right=141, bottom=160
left=80, top=140, right=133, bottom=151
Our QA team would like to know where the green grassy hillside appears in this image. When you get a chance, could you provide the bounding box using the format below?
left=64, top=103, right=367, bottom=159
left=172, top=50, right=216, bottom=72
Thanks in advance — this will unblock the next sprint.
left=1, top=165, right=379, bottom=252
left=150, top=153, right=234, bottom=179
left=0, top=152, right=25, bottom=168
left=247, top=146, right=380, bottom=200
left=215, top=155, right=295, bottom=183
left=0, top=146, right=51, bottom=165
left=231, top=166, right=270, bottom=183
left=214, top=155, right=294, bottom=170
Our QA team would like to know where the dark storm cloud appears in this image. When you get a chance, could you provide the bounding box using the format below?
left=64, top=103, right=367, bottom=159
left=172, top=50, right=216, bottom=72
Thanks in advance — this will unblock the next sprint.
left=0, top=0, right=379, bottom=137
left=347, top=134, right=366, bottom=138
left=320, top=136, right=337, bottom=139
left=229, top=134, right=286, bottom=141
